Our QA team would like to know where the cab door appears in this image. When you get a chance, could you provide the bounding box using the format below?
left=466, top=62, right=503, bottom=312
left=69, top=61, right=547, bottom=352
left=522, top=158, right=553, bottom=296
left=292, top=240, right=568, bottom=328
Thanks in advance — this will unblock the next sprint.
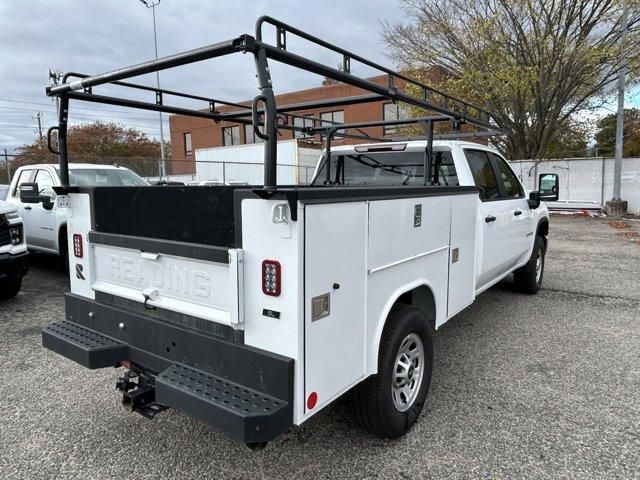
left=464, top=150, right=516, bottom=290
left=9, top=168, right=35, bottom=237
left=488, top=153, right=534, bottom=265
left=27, top=169, right=57, bottom=250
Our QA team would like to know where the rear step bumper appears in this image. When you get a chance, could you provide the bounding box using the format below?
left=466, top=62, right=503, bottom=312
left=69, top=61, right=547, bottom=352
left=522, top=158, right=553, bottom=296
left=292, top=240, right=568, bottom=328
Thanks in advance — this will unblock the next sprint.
left=42, top=321, right=128, bottom=369
left=156, top=363, right=290, bottom=443
left=42, top=294, right=294, bottom=444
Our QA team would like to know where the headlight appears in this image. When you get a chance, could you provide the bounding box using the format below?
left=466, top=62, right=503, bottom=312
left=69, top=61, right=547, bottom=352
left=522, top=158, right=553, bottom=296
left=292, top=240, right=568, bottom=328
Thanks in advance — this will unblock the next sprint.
left=9, top=226, right=22, bottom=246
left=5, top=212, right=19, bottom=220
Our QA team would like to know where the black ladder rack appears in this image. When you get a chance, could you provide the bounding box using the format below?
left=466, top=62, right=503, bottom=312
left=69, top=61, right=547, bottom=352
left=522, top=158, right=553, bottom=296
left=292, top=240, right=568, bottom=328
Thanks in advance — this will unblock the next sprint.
left=46, top=16, right=502, bottom=189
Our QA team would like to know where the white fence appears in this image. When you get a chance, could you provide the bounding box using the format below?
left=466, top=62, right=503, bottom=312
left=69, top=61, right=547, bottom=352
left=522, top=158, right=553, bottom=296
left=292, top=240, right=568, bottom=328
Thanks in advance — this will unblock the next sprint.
left=509, top=157, right=640, bottom=214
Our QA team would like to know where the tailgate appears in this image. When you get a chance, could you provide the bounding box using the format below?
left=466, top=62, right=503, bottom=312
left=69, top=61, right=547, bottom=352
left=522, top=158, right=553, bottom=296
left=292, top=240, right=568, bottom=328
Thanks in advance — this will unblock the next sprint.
left=88, top=232, right=243, bottom=327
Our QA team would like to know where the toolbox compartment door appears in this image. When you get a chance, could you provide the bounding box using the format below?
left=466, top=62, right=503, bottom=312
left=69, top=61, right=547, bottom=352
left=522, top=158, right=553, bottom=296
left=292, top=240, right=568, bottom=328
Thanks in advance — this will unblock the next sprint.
left=304, top=202, right=367, bottom=414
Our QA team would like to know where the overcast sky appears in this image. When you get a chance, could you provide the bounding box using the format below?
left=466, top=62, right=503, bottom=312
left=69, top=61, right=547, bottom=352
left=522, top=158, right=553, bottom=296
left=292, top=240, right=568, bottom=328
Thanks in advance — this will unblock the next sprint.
left=0, top=0, right=407, bottom=151
left=1, top=1, right=637, bottom=153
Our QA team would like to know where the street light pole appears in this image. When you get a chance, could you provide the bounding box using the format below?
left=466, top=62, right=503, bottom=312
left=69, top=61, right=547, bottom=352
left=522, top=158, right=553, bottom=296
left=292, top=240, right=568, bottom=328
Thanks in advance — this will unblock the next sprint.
left=606, top=0, right=629, bottom=216
left=140, top=0, right=167, bottom=179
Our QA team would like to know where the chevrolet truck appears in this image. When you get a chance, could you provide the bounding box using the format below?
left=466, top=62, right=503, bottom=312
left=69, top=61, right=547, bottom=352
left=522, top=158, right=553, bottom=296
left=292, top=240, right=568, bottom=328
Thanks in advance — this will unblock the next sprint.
left=30, top=17, right=559, bottom=449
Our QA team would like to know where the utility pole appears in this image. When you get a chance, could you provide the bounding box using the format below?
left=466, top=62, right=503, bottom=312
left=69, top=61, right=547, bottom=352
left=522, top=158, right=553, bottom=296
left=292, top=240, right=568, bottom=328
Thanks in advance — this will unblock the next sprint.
left=48, top=69, right=62, bottom=117
left=606, top=0, right=629, bottom=216
left=139, top=0, right=167, bottom=179
left=4, top=148, right=10, bottom=183
left=34, top=111, right=43, bottom=142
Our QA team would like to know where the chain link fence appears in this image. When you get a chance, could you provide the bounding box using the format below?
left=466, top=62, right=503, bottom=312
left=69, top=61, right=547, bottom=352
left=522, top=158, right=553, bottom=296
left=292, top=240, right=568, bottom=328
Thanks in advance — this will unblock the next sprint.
left=509, top=157, right=640, bottom=214
left=1, top=152, right=163, bottom=186
left=0, top=152, right=317, bottom=188
left=159, top=159, right=316, bottom=185
left=4, top=152, right=638, bottom=213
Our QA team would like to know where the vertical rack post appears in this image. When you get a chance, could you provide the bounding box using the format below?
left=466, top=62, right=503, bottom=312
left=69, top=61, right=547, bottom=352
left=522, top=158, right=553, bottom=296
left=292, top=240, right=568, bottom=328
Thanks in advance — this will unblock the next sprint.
left=58, top=94, right=70, bottom=187
left=253, top=47, right=278, bottom=189
left=324, top=129, right=335, bottom=184
left=424, top=120, right=433, bottom=185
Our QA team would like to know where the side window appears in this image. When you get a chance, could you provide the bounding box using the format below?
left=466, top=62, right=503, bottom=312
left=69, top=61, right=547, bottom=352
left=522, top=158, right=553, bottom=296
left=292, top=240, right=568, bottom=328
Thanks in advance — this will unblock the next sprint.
left=34, top=169, right=56, bottom=198
left=433, top=151, right=459, bottom=186
left=464, top=150, right=500, bottom=200
left=490, top=154, right=523, bottom=198
left=12, top=169, right=33, bottom=198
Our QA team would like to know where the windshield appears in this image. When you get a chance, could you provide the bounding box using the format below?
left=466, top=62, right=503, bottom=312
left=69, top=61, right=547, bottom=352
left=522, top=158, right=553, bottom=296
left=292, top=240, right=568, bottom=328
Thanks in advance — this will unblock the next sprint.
left=65, top=168, right=149, bottom=187
left=313, top=150, right=459, bottom=187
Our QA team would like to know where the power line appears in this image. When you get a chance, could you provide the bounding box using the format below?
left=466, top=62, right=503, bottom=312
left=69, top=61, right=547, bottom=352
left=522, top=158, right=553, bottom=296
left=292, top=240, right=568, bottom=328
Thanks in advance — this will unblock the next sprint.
left=0, top=97, right=162, bottom=117
left=0, top=105, right=167, bottom=121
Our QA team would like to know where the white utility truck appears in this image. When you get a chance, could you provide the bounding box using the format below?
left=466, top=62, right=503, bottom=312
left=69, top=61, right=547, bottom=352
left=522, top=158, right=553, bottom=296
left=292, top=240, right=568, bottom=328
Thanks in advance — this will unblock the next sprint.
left=7, top=164, right=148, bottom=260
left=33, top=17, right=559, bottom=449
left=0, top=199, right=28, bottom=299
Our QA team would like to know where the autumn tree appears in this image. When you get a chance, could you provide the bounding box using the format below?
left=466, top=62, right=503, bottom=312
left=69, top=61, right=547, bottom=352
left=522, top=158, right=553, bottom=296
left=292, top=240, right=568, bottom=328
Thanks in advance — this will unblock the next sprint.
left=13, top=121, right=169, bottom=177
left=594, top=107, right=640, bottom=157
left=16, top=121, right=167, bottom=158
left=382, top=0, right=640, bottom=159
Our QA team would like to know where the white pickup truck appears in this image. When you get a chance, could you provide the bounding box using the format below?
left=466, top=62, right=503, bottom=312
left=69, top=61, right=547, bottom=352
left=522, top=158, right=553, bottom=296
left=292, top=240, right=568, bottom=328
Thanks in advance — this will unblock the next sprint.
left=7, top=164, right=148, bottom=260
left=0, top=200, right=28, bottom=299
left=36, top=17, right=560, bottom=449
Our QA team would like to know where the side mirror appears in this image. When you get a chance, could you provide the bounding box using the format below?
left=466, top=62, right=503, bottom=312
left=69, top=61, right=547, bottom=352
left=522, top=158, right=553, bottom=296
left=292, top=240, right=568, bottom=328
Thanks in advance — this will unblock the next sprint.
left=19, top=182, right=42, bottom=204
left=538, top=173, right=559, bottom=202
left=19, top=182, right=54, bottom=209
left=528, top=191, right=541, bottom=210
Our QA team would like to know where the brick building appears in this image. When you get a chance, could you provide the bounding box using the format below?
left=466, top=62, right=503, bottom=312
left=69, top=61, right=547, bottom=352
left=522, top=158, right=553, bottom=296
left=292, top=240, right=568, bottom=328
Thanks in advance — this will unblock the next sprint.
left=169, top=75, right=409, bottom=174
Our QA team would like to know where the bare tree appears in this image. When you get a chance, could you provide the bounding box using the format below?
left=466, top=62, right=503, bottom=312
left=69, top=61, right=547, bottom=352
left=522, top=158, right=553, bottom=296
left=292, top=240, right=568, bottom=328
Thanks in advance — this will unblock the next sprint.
left=382, top=0, right=640, bottom=159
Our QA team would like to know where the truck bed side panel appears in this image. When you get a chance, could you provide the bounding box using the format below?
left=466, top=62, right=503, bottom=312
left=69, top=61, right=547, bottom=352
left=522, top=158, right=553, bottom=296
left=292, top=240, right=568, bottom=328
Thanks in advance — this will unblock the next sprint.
left=366, top=196, right=452, bottom=373
left=446, top=193, right=477, bottom=321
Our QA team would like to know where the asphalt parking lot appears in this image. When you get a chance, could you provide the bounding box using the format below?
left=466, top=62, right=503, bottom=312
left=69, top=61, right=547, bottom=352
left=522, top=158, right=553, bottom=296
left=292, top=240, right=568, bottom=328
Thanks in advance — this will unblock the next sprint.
left=1, top=216, right=638, bottom=480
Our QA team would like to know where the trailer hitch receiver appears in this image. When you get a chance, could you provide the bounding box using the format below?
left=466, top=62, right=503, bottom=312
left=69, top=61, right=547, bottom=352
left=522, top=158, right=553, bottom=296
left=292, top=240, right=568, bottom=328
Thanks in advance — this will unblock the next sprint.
left=116, top=371, right=168, bottom=419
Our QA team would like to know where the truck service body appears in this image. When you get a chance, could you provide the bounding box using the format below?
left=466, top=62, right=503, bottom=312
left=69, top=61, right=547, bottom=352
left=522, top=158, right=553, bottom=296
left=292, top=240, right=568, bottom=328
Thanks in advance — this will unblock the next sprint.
left=30, top=17, right=559, bottom=447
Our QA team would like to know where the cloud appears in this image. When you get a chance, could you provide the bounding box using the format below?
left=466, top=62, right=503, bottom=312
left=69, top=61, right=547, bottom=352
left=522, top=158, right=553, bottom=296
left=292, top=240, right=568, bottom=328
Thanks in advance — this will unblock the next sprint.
left=0, top=0, right=404, bottom=151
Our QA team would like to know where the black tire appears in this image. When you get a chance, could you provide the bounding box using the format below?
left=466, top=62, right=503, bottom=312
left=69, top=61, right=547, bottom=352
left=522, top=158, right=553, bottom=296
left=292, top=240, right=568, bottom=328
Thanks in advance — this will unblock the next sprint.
left=0, top=278, right=22, bottom=300
left=514, top=234, right=546, bottom=294
left=350, top=304, right=433, bottom=439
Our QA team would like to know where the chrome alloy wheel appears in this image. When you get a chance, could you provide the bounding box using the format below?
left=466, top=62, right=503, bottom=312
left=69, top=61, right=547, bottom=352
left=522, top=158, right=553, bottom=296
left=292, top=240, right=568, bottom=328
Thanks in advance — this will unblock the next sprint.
left=391, top=333, right=424, bottom=412
left=535, top=247, right=543, bottom=283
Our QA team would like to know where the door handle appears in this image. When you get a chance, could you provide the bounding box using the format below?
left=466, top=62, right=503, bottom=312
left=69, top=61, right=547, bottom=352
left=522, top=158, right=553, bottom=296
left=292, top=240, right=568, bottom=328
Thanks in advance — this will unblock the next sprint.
left=514, top=210, right=523, bottom=216
left=24, top=206, right=32, bottom=210
left=485, top=215, right=496, bottom=223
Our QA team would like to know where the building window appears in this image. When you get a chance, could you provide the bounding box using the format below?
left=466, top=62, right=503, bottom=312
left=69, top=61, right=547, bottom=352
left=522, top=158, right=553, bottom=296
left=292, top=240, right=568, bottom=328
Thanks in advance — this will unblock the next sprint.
left=320, top=110, right=344, bottom=139
left=293, top=114, right=315, bottom=139
left=244, top=124, right=264, bottom=144
left=383, top=103, right=410, bottom=136
left=183, top=132, right=192, bottom=156
left=223, top=126, right=241, bottom=146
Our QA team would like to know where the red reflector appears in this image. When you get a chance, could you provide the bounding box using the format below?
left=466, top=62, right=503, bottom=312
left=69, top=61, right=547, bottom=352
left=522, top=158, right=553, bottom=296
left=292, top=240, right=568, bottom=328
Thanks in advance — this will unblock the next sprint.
left=307, top=392, right=318, bottom=410
left=73, top=234, right=83, bottom=258
left=261, top=260, right=281, bottom=297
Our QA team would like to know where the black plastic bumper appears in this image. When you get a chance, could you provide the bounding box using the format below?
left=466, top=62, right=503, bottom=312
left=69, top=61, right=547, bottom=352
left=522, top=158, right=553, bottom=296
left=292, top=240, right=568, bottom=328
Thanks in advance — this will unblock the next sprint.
left=0, top=251, right=29, bottom=284
left=42, top=293, right=294, bottom=444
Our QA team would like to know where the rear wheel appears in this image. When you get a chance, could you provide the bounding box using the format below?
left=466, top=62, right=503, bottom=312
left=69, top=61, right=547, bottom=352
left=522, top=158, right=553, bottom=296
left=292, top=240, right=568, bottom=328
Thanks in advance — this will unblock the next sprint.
left=351, top=304, right=433, bottom=439
left=514, top=234, right=546, bottom=293
left=0, top=278, right=22, bottom=300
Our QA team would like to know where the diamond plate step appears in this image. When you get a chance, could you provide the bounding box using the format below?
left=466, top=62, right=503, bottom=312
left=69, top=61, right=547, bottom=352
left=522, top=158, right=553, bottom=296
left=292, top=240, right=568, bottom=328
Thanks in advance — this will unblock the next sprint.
left=155, top=363, right=291, bottom=443
left=42, top=321, right=127, bottom=369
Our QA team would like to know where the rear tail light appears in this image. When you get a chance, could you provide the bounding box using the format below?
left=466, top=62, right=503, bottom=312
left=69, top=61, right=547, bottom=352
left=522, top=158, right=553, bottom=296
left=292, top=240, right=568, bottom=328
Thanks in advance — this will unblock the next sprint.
left=73, top=234, right=83, bottom=258
left=262, top=260, right=281, bottom=296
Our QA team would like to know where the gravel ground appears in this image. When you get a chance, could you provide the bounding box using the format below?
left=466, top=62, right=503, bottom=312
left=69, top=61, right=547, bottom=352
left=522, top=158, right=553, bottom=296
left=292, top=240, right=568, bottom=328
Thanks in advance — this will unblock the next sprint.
left=1, top=216, right=638, bottom=480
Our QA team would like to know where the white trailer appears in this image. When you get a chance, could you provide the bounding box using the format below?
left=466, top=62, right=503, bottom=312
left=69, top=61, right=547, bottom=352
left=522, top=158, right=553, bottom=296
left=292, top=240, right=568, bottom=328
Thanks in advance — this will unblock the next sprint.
left=195, top=139, right=321, bottom=185
left=32, top=17, right=560, bottom=449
